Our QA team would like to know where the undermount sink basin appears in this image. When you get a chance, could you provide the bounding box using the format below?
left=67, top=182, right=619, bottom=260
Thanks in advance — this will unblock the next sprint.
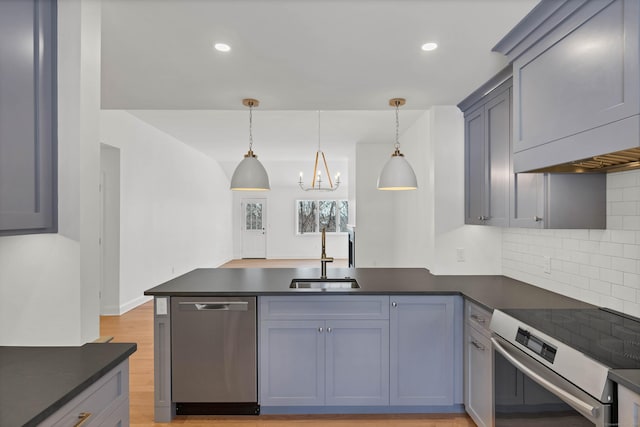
left=289, top=278, right=360, bottom=290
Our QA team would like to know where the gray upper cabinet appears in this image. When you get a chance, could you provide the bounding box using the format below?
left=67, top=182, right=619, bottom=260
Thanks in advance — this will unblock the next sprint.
left=511, top=173, right=606, bottom=229
left=461, top=68, right=606, bottom=229
left=0, top=0, right=57, bottom=235
left=494, top=0, right=640, bottom=173
left=462, top=73, right=511, bottom=227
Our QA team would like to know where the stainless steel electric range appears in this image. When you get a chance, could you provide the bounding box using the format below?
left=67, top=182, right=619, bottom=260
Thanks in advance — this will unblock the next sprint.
left=491, top=308, right=640, bottom=426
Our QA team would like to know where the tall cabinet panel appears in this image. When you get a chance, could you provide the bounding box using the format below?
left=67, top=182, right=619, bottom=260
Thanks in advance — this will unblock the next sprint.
left=0, top=0, right=57, bottom=235
left=464, top=106, right=485, bottom=225
left=463, top=80, right=511, bottom=227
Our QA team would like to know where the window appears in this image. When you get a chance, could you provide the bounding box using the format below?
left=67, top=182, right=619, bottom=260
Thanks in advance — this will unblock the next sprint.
left=297, top=200, right=348, bottom=234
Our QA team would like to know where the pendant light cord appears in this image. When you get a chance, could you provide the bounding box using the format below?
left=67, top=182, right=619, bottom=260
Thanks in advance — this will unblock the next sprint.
left=394, top=102, right=400, bottom=151
left=248, top=103, right=254, bottom=152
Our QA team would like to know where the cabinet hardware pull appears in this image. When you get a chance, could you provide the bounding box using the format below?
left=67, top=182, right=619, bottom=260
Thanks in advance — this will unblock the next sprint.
left=392, top=302, right=397, bottom=308
left=470, top=314, right=486, bottom=324
left=74, top=412, right=92, bottom=427
left=534, top=216, right=543, bottom=222
left=318, top=327, right=323, bottom=333
left=470, top=340, right=485, bottom=351
left=327, top=327, right=332, bottom=333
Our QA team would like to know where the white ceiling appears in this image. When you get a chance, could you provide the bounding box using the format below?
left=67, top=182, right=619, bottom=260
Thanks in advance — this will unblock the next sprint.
left=101, top=0, right=538, bottom=162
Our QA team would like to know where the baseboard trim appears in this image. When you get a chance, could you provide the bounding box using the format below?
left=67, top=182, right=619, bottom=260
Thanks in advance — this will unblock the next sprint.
left=260, top=404, right=465, bottom=415
left=119, top=295, right=153, bottom=315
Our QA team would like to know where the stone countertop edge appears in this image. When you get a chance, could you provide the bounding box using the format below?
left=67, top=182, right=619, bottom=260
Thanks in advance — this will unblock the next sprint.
left=143, top=267, right=595, bottom=312
left=0, top=342, right=137, bottom=427
left=609, top=370, right=640, bottom=396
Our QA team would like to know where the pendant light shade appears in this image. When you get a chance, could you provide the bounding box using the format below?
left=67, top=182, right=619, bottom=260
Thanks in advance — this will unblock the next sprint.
left=377, top=98, right=417, bottom=191
left=377, top=149, right=418, bottom=190
left=230, top=99, right=270, bottom=191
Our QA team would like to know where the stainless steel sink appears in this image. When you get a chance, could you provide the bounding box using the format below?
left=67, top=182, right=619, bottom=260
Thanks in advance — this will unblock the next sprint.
left=289, top=278, right=360, bottom=290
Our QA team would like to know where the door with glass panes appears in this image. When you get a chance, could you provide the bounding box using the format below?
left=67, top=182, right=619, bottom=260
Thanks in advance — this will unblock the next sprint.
left=242, top=199, right=266, bottom=258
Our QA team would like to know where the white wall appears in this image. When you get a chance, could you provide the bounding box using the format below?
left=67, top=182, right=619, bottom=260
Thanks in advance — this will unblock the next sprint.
left=503, top=169, right=640, bottom=317
left=100, top=111, right=233, bottom=313
left=355, top=107, right=502, bottom=273
left=0, top=0, right=101, bottom=345
left=225, top=160, right=349, bottom=259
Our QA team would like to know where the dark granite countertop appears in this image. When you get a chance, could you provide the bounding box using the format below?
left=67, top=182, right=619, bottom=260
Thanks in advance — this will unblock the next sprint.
left=0, top=342, right=137, bottom=427
left=144, top=267, right=594, bottom=311
left=609, top=370, right=640, bottom=395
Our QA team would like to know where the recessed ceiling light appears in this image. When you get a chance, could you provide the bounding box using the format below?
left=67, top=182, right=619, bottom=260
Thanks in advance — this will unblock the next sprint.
left=214, top=43, right=231, bottom=52
left=421, top=42, right=438, bottom=51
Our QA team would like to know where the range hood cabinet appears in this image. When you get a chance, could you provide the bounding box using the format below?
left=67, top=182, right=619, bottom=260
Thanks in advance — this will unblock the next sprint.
left=494, top=0, right=640, bottom=174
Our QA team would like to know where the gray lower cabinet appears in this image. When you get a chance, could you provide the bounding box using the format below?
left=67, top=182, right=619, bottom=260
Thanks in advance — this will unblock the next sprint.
left=617, top=384, right=640, bottom=427
left=259, top=296, right=390, bottom=407
left=389, top=296, right=458, bottom=406
left=39, top=360, right=130, bottom=427
left=464, top=301, right=493, bottom=427
left=0, top=0, right=57, bottom=235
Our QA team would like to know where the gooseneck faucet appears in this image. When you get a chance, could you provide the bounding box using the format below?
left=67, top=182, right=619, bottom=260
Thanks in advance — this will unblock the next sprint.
left=320, top=228, right=334, bottom=279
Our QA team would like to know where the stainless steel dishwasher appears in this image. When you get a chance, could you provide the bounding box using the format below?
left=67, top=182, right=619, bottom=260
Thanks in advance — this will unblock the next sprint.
left=171, top=296, right=258, bottom=415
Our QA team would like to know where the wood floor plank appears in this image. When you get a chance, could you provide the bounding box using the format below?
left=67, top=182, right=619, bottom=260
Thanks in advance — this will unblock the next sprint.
left=100, top=259, right=476, bottom=426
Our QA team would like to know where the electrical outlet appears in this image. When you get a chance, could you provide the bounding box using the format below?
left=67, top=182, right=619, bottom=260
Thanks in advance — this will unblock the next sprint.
left=543, top=256, right=551, bottom=274
left=456, top=248, right=465, bottom=262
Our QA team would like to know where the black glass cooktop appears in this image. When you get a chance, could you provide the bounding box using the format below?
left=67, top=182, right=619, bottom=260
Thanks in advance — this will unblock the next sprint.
left=502, top=308, right=640, bottom=369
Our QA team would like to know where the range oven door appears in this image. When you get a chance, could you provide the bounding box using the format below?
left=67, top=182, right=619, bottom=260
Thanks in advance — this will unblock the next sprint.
left=491, top=335, right=613, bottom=427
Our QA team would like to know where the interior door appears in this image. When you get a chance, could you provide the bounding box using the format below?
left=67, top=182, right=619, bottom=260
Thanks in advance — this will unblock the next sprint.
left=241, top=198, right=267, bottom=259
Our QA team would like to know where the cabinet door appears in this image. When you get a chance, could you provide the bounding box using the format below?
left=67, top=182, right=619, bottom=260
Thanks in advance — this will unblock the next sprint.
left=464, top=105, right=486, bottom=225
left=510, top=172, right=545, bottom=228
left=464, top=325, right=492, bottom=427
left=0, top=0, right=56, bottom=234
left=259, top=320, right=325, bottom=406
left=390, top=296, right=455, bottom=406
left=512, top=0, right=640, bottom=171
left=325, top=320, right=389, bottom=406
left=484, top=89, right=510, bottom=227
left=618, top=384, right=640, bottom=427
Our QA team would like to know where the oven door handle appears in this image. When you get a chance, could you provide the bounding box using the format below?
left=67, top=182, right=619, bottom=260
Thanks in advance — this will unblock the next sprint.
left=491, top=337, right=599, bottom=420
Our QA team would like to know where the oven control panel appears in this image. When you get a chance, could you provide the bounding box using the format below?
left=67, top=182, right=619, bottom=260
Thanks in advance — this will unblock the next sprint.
left=516, top=327, right=557, bottom=363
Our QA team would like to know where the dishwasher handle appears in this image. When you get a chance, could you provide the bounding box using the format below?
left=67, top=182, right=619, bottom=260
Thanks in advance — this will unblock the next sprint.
left=179, top=301, right=249, bottom=311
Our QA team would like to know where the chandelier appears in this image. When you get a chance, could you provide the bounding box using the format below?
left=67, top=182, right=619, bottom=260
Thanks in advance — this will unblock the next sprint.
left=298, top=111, right=341, bottom=192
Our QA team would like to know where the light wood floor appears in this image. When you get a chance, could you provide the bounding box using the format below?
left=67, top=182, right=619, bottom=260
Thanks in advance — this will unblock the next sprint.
left=100, top=259, right=476, bottom=427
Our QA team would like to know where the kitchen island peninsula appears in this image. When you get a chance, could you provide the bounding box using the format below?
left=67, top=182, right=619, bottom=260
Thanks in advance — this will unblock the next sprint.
left=145, top=267, right=593, bottom=422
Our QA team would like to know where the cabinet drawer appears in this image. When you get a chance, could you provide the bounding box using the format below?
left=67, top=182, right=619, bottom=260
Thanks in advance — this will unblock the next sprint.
left=465, top=300, right=492, bottom=337
left=42, top=361, right=129, bottom=427
left=260, top=296, right=389, bottom=320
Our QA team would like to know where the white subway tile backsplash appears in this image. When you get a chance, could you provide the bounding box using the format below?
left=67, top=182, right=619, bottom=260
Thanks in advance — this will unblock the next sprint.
left=502, top=169, right=640, bottom=318
left=623, top=216, right=640, bottom=230
left=590, top=279, right=612, bottom=295
left=600, top=242, right=624, bottom=257
left=608, top=216, right=624, bottom=229
left=612, top=284, right=636, bottom=301
left=589, top=254, right=612, bottom=269
left=611, top=230, right=635, bottom=244
left=609, top=171, right=638, bottom=188
left=623, top=187, right=640, bottom=201
left=608, top=188, right=624, bottom=202
left=611, top=256, right=637, bottom=274
left=610, top=201, right=638, bottom=216
left=625, top=272, right=640, bottom=289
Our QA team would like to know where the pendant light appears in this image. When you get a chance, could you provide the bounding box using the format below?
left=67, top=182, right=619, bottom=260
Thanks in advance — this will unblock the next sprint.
left=230, top=98, right=270, bottom=191
left=298, top=110, right=341, bottom=192
left=377, top=98, right=417, bottom=190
